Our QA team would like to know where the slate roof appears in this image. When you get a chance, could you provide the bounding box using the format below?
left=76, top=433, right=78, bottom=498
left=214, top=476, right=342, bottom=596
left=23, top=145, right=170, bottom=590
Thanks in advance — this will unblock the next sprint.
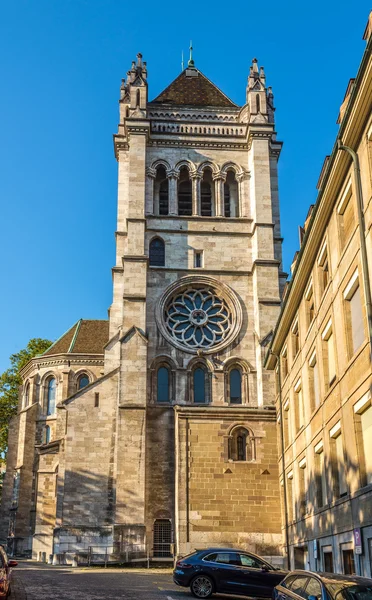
left=42, top=319, right=109, bottom=356
left=150, top=68, right=237, bottom=108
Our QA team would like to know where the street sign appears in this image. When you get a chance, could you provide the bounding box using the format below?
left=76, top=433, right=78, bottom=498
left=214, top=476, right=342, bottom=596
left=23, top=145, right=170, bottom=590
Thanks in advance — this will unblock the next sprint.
left=354, top=528, right=363, bottom=555
left=313, top=539, right=318, bottom=560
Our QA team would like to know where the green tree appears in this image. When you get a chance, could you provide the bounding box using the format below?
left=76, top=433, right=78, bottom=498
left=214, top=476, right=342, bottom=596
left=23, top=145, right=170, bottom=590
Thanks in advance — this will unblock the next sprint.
left=0, top=338, right=52, bottom=464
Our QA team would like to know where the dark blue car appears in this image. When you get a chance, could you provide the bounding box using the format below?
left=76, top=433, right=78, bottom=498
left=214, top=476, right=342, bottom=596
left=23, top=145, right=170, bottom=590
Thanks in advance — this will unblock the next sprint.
left=173, top=547, right=287, bottom=598
left=273, top=570, right=372, bottom=600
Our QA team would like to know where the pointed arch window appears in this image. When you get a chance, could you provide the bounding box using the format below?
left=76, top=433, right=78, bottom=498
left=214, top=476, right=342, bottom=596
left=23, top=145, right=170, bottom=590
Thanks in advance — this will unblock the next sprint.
left=256, top=93, right=261, bottom=113
left=178, top=167, right=192, bottom=216
left=192, top=365, right=210, bottom=404
left=46, top=377, right=56, bottom=415
left=228, top=427, right=252, bottom=461
left=149, top=237, right=165, bottom=267
left=45, top=425, right=51, bottom=445
left=136, top=89, right=141, bottom=107
left=24, top=382, right=30, bottom=408
left=78, top=374, right=89, bottom=390
left=229, top=369, right=242, bottom=404
left=155, top=166, right=169, bottom=216
left=157, top=366, right=170, bottom=403
left=224, top=170, right=239, bottom=218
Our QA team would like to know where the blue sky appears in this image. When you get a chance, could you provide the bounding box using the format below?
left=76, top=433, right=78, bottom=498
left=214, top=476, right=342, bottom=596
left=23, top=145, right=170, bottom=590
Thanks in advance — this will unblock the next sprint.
left=0, top=0, right=370, bottom=371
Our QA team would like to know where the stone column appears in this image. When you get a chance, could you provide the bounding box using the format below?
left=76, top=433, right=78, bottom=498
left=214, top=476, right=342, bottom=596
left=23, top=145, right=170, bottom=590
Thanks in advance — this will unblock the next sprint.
left=191, top=172, right=201, bottom=215
left=236, top=172, right=245, bottom=218
left=167, top=170, right=179, bottom=216
left=213, top=173, right=226, bottom=217
left=145, top=167, right=156, bottom=215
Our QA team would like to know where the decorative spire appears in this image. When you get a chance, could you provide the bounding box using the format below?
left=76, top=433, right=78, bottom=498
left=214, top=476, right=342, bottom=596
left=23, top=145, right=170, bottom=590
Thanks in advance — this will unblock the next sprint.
left=188, top=41, right=195, bottom=67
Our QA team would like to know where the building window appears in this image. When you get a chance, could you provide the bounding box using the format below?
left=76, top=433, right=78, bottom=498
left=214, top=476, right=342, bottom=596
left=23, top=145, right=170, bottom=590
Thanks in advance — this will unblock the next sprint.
left=305, top=280, right=315, bottom=328
left=309, top=350, right=321, bottom=412
left=155, top=166, right=169, bottom=216
left=46, top=377, right=56, bottom=415
left=322, top=319, right=336, bottom=388
left=298, top=459, right=307, bottom=518
left=281, top=346, right=288, bottom=379
left=342, top=546, right=356, bottom=575
left=318, top=241, right=330, bottom=296
left=229, top=369, right=242, bottom=404
left=330, top=423, right=347, bottom=498
left=228, top=427, right=252, bottom=461
left=178, top=166, right=192, bottom=216
left=193, top=365, right=210, bottom=404
left=24, top=382, right=30, bottom=408
left=294, top=379, right=304, bottom=432
left=354, top=393, right=372, bottom=486
left=11, top=470, right=20, bottom=508
left=149, top=237, right=165, bottom=267
left=201, top=168, right=214, bottom=216
left=283, top=400, right=290, bottom=447
left=194, top=251, right=203, bottom=268
left=45, top=425, right=51, bottom=444
left=338, top=181, right=355, bottom=250
left=78, top=374, right=89, bottom=390
left=323, top=548, right=334, bottom=572
left=224, top=170, right=239, bottom=217
left=291, top=318, right=299, bottom=360
left=287, top=471, right=295, bottom=521
left=157, top=366, right=170, bottom=403
left=314, top=443, right=327, bottom=508
left=344, top=271, right=365, bottom=356
left=153, top=519, right=172, bottom=557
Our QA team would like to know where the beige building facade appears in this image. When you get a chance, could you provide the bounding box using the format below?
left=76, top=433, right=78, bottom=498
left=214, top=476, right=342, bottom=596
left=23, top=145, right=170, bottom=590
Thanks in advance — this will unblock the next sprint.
left=266, top=17, right=372, bottom=577
left=0, top=54, right=285, bottom=561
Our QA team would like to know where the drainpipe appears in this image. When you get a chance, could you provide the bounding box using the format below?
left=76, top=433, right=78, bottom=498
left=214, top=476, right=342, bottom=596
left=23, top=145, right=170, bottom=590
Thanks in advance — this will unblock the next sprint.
left=271, top=351, right=290, bottom=570
left=337, top=141, right=372, bottom=364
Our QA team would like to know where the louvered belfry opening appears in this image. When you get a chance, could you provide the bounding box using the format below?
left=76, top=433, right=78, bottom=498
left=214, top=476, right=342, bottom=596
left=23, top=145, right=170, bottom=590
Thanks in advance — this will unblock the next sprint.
left=153, top=519, right=172, bottom=557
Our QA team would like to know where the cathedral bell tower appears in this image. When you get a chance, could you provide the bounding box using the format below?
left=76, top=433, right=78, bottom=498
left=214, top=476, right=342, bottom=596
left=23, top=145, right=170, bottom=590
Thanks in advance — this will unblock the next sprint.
left=108, top=54, right=285, bottom=558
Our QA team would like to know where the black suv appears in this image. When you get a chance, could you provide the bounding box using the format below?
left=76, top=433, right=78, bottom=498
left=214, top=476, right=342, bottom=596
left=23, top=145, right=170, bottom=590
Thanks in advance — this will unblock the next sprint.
left=173, top=547, right=287, bottom=598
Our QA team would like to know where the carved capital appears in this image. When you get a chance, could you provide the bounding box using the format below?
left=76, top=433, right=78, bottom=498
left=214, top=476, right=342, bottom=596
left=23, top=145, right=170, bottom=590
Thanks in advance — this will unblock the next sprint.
left=146, top=167, right=156, bottom=179
left=166, top=169, right=179, bottom=180
left=212, top=171, right=227, bottom=182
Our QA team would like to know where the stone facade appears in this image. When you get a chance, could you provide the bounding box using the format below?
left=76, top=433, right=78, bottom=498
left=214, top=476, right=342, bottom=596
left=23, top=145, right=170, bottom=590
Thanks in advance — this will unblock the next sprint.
left=266, top=17, right=372, bottom=576
left=0, top=54, right=285, bottom=561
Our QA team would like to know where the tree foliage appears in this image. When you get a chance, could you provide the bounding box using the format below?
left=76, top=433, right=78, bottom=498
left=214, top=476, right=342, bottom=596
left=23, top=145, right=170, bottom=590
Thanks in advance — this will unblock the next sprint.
left=0, top=338, right=52, bottom=463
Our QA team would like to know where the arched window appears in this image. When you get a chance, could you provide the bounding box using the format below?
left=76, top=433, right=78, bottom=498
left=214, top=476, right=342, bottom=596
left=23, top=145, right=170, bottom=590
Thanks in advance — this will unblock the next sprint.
left=46, top=377, right=56, bottom=416
left=224, top=170, right=239, bottom=217
left=155, top=166, right=169, bottom=216
left=45, top=425, right=51, bottom=445
left=178, top=167, right=192, bottom=216
left=136, top=89, right=141, bottom=107
left=201, top=168, right=214, bottom=216
left=229, top=369, right=242, bottom=404
left=229, top=427, right=252, bottom=461
left=192, top=365, right=210, bottom=404
left=153, top=519, right=172, bottom=557
left=24, top=382, right=30, bottom=408
left=149, top=237, right=165, bottom=267
left=157, top=366, right=170, bottom=403
left=78, top=374, right=89, bottom=390
left=256, top=93, right=261, bottom=113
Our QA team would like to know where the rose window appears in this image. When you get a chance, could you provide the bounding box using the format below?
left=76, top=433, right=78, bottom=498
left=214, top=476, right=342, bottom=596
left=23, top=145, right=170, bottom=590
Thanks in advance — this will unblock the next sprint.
left=164, top=287, right=232, bottom=349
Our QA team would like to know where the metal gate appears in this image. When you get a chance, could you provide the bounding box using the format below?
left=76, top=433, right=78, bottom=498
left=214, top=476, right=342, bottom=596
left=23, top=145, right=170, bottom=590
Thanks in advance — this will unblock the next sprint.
left=153, top=519, right=172, bottom=557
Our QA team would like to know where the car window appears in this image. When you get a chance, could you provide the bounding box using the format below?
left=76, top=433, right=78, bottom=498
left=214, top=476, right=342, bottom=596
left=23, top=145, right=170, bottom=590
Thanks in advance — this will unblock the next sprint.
left=240, top=554, right=268, bottom=569
left=331, top=585, right=372, bottom=600
left=287, top=576, right=310, bottom=598
left=203, top=552, right=240, bottom=565
left=305, top=577, right=323, bottom=600
left=283, top=576, right=299, bottom=589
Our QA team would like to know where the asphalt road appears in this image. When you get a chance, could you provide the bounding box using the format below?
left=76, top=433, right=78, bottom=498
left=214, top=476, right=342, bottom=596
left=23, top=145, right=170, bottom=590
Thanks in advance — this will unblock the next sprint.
left=13, top=561, right=253, bottom=600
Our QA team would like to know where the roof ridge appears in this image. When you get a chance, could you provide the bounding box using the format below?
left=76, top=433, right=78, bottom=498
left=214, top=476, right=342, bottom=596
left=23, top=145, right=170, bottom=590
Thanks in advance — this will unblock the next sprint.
left=40, top=319, right=81, bottom=357
left=68, top=318, right=82, bottom=353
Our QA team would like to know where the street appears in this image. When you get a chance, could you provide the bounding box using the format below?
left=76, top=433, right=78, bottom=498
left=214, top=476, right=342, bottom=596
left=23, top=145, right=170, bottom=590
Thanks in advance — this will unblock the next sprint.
left=13, top=561, right=253, bottom=600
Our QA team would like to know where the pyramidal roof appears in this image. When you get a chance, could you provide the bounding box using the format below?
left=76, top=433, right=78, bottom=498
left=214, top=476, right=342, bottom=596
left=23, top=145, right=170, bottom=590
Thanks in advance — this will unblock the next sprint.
left=42, top=319, right=109, bottom=356
left=150, top=67, right=238, bottom=108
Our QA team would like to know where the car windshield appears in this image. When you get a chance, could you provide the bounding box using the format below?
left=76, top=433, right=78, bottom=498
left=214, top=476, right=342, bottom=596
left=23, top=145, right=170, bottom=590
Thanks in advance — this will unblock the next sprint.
left=328, top=583, right=372, bottom=600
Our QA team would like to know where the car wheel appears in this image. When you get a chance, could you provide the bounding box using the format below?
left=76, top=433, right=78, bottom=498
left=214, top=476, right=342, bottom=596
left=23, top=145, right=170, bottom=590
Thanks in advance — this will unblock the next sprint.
left=190, top=575, right=214, bottom=598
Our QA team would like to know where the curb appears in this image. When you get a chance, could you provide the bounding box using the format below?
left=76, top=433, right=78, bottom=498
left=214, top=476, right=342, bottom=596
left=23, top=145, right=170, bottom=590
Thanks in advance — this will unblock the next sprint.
left=11, top=573, right=27, bottom=600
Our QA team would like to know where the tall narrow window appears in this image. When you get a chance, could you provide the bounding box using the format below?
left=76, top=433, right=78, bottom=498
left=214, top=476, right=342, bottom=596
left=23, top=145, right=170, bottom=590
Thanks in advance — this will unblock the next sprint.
left=305, top=280, right=315, bottom=329
left=354, top=394, right=372, bottom=486
left=283, top=400, right=290, bottom=447
left=194, top=251, right=203, bottom=268
left=193, top=367, right=208, bottom=404
left=322, top=319, right=336, bottom=387
left=281, top=346, right=288, bottom=379
left=78, top=374, right=89, bottom=390
left=24, top=382, right=30, bottom=408
left=309, top=351, right=321, bottom=412
left=153, top=519, right=172, bottom=557
left=45, top=425, right=51, bottom=444
left=178, top=167, right=192, bottom=216
left=287, top=472, right=294, bottom=521
left=318, top=241, right=330, bottom=296
left=291, top=319, right=299, bottom=359
left=201, top=168, right=214, bottom=216
left=330, top=424, right=347, bottom=498
left=294, top=379, right=304, bottom=432
left=223, top=170, right=239, bottom=217
left=157, top=366, right=170, bottom=403
left=229, top=427, right=251, bottom=461
left=256, top=93, right=261, bottom=113
left=315, top=443, right=327, bottom=508
left=344, top=272, right=364, bottom=356
left=155, top=166, right=169, bottom=216
left=136, top=89, right=141, bottom=107
left=229, top=369, right=242, bottom=404
left=338, top=182, right=355, bottom=250
left=149, top=237, right=165, bottom=267
left=46, top=377, right=56, bottom=415
left=298, top=460, right=307, bottom=518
